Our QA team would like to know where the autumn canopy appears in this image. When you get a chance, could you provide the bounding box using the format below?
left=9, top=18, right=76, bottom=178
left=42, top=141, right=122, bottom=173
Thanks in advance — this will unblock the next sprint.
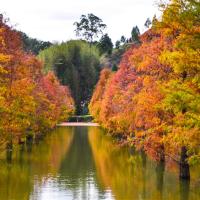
left=0, top=15, right=74, bottom=148
left=89, top=0, right=200, bottom=179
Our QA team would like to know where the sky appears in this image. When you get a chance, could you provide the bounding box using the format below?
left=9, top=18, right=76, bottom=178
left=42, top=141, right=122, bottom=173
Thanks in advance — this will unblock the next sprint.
left=0, top=0, right=161, bottom=43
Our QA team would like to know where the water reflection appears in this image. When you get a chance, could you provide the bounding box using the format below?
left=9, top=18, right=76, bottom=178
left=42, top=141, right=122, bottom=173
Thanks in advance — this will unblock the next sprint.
left=155, top=162, right=165, bottom=200
left=88, top=127, right=200, bottom=200
left=31, top=127, right=113, bottom=200
left=0, top=126, right=199, bottom=200
left=0, top=127, right=74, bottom=200
left=180, top=180, right=190, bottom=200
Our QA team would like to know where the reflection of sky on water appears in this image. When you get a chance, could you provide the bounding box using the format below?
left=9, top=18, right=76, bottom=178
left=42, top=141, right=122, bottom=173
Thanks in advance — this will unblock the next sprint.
left=31, top=174, right=114, bottom=200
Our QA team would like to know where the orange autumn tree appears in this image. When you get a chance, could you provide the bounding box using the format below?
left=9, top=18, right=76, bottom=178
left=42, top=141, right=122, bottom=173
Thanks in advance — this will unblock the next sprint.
left=89, top=68, right=113, bottom=122
left=89, top=0, right=200, bottom=179
left=90, top=30, right=172, bottom=159
left=34, top=71, right=74, bottom=132
left=157, top=0, right=200, bottom=179
left=128, top=30, right=173, bottom=162
left=0, top=15, right=74, bottom=149
left=0, top=16, right=35, bottom=146
left=91, top=46, right=140, bottom=136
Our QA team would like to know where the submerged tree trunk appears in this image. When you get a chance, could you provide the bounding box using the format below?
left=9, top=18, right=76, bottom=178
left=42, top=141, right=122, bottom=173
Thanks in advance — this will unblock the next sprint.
left=180, top=146, right=190, bottom=180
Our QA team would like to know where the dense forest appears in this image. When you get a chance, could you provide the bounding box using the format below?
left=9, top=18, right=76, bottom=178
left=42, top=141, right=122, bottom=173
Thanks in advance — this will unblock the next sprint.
left=0, top=15, right=74, bottom=151
left=38, top=40, right=100, bottom=114
left=89, top=0, right=200, bottom=179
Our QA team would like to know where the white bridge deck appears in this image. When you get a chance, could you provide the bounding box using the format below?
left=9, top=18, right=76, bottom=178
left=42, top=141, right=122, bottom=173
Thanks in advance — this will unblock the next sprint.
left=57, top=122, right=99, bottom=127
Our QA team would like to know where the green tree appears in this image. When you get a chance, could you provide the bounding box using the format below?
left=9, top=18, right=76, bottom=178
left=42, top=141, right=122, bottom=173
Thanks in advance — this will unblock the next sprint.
left=98, top=34, right=113, bottom=55
left=120, top=36, right=126, bottom=44
left=19, top=32, right=52, bottom=55
left=131, top=26, right=140, bottom=43
left=115, top=40, right=121, bottom=49
left=74, top=14, right=106, bottom=45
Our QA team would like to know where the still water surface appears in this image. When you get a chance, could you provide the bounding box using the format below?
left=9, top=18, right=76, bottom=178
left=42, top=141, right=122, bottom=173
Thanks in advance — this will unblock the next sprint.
left=0, top=126, right=199, bottom=200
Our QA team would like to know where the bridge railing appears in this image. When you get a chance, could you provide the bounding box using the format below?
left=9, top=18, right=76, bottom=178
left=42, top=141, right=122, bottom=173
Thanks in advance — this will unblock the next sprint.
left=67, top=115, right=93, bottom=122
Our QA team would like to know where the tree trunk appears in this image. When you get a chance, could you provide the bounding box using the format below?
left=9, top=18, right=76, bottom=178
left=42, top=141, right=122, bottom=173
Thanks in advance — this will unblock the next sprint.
left=160, top=144, right=165, bottom=163
left=6, top=139, right=13, bottom=163
left=180, top=146, right=190, bottom=180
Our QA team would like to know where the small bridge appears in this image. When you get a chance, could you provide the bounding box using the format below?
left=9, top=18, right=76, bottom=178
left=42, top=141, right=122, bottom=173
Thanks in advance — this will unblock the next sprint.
left=67, top=115, right=93, bottom=122
left=58, top=122, right=99, bottom=127
left=57, top=115, right=99, bottom=127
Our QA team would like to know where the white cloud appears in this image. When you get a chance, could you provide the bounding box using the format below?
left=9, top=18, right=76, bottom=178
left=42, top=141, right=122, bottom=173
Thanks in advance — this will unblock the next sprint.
left=0, top=0, right=160, bottom=43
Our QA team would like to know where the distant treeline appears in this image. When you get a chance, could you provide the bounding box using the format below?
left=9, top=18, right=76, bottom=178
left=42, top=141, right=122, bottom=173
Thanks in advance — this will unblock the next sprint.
left=19, top=31, right=52, bottom=55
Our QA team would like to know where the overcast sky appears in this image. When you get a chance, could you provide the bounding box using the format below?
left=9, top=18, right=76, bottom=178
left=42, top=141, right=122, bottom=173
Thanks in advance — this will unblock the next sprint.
left=0, top=0, right=160, bottom=43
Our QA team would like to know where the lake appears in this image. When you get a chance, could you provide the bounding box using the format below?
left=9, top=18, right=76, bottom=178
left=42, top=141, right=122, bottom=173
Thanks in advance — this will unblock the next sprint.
left=0, top=126, right=199, bottom=200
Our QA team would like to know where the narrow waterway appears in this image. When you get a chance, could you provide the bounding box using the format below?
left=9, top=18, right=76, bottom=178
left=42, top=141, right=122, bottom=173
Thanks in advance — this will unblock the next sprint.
left=0, top=126, right=199, bottom=200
